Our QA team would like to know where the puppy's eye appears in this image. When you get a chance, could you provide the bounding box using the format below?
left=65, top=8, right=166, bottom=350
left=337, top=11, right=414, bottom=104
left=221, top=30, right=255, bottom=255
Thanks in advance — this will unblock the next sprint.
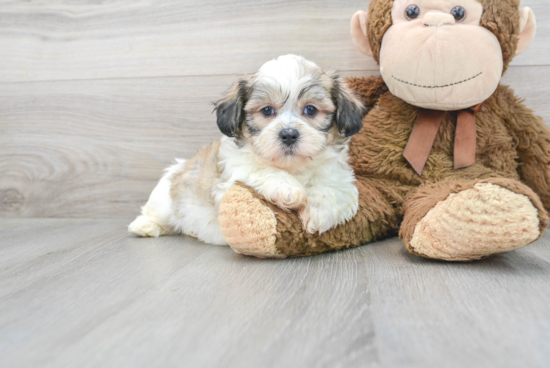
left=405, top=4, right=420, bottom=20
left=451, top=6, right=466, bottom=22
left=304, top=105, right=318, bottom=117
left=261, top=106, right=275, bottom=117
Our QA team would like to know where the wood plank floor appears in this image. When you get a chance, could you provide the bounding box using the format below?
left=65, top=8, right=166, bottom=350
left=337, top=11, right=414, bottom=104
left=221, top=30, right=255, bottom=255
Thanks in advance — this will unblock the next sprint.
left=1, top=218, right=549, bottom=367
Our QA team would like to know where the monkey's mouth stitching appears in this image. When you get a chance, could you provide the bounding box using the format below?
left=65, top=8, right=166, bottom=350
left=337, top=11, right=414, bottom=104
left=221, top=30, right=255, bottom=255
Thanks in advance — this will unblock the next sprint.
left=392, top=72, right=483, bottom=89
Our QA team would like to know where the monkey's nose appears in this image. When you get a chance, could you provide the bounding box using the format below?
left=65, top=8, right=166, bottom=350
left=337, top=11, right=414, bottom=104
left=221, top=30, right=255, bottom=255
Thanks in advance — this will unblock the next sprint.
left=423, top=12, right=455, bottom=27
left=279, top=129, right=300, bottom=146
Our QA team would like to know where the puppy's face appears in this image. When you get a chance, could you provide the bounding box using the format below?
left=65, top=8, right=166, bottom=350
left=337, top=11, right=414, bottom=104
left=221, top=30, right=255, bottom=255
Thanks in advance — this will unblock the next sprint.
left=215, top=55, right=364, bottom=169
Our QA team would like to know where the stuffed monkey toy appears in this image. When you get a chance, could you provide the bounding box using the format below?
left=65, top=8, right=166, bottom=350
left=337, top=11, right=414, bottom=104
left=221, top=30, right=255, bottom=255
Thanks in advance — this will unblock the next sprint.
left=218, top=0, right=550, bottom=261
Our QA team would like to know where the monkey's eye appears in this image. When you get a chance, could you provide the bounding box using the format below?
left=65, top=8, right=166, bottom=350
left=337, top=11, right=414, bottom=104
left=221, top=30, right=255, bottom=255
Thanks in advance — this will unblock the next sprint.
left=261, top=106, right=275, bottom=117
left=405, top=4, right=420, bottom=20
left=451, top=6, right=466, bottom=22
left=303, top=105, right=318, bottom=117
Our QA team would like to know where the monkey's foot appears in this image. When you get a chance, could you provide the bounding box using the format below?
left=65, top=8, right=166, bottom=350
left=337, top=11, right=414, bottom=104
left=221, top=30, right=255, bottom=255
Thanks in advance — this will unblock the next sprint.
left=219, top=183, right=284, bottom=258
left=409, top=183, right=541, bottom=261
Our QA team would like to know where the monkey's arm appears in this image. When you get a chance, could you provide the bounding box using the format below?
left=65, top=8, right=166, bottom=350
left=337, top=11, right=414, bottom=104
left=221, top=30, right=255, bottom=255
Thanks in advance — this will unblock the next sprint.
left=346, top=76, right=388, bottom=110
left=501, top=86, right=550, bottom=212
left=219, top=176, right=402, bottom=258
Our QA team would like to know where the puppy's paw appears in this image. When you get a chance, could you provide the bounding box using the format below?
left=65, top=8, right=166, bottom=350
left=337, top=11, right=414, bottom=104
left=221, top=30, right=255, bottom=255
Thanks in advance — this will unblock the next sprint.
left=265, top=184, right=307, bottom=210
left=299, top=205, right=333, bottom=234
left=128, top=215, right=167, bottom=237
left=300, top=189, right=359, bottom=234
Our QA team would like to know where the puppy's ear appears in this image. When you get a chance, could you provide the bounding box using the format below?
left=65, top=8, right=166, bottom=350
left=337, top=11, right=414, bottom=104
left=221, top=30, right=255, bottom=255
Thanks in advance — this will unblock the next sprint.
left=214, top=78, right=250, bottom=137
left=331, top=76, right=365, bottom=137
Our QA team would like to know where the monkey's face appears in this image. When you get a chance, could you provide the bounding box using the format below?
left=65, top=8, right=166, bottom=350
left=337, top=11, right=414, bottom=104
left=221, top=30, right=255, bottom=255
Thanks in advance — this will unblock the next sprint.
left=380, top=0, right=503, bottom=111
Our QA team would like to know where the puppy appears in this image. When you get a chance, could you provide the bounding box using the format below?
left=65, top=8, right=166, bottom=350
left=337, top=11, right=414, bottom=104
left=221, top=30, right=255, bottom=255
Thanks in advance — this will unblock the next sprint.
left=129, top=55, right=364, bottom=245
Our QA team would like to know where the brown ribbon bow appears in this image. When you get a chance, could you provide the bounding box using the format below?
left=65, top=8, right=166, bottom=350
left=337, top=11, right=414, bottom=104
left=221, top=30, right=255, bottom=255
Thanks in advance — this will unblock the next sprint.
left=403, top=104, right=483, bottom=176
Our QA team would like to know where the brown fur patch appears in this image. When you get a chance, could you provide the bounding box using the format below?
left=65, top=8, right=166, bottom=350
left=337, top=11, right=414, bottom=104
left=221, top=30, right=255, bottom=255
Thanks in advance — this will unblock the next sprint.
left=349, top=80, right=526, bottom=185
left=399, top=177, right=548, bottom=258
left=496, top=85, right=550, bottom=213
left=170, top=140, right=221, bottom=206
left=346, top=76, right=389, bottom=110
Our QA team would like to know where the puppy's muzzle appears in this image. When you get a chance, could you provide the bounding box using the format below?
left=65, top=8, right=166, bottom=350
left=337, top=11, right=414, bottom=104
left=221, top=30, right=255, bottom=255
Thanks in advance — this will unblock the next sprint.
left=279, top=129, right=300, bottom=146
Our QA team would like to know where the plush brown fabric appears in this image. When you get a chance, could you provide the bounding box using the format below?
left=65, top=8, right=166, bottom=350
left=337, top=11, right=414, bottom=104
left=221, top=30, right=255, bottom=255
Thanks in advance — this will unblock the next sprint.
left=346, top=76, right=389, bottom=110
left=479, top=0, right=521, bottom=73
left=365, top=0, right=393, bottom=65
left=400, top=177, right=548, bottom=257
left=340, top=79, right=548, bottom=258
left=219, top=182, right=280, bottom=258
left=365, top=0, right=521, bottom=73
left=404, top=181, right=542, bottom=261
left=351, top=82, right=523, bottom=182
left=225, top=176, right=400, bottom=258
left=498, top=86, right=550, bottom=213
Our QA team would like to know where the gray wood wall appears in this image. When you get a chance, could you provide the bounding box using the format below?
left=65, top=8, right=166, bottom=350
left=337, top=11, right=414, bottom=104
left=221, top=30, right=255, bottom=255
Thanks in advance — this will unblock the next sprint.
left=1, top=0, right=549, bottom=218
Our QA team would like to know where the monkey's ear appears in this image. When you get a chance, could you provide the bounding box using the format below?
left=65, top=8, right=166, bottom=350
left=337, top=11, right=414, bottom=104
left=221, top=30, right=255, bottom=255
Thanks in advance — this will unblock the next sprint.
left=332, top=77, right=365, bottom=137
left=351, top=10, right=373, bottom=57
left=214, top=78, right=249, bottom=137
left=516, top=7, right=536, bottom=56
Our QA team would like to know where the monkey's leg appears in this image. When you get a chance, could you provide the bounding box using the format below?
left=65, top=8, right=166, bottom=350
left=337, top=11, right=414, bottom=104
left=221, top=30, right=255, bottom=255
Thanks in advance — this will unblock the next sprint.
left=218, top=177, right=400, bottom=258
left=400, top=178, right=548, bottom=261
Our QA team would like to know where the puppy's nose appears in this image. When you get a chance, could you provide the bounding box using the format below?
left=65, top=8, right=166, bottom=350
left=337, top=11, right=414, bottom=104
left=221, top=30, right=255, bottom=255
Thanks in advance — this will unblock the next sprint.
left=279, top=129, right=300, bottom=146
